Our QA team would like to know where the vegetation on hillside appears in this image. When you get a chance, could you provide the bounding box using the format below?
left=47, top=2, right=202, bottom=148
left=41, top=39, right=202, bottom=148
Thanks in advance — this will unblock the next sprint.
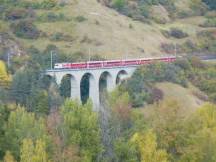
left=119, top=57, right=215, bottom=107
left=1, top=51, right=216, bottom=161
left=1, top=0, right=216, bottom=59
left=0, top=0, right=216, bottom=161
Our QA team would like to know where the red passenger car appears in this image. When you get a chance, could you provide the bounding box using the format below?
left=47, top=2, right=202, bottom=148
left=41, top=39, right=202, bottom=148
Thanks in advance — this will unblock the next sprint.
left=54, top=56, right=177, bottom=70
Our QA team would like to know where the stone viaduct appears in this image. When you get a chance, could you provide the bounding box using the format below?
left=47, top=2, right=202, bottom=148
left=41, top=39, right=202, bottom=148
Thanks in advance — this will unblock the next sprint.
left=45, top=66, right=137, bottom=111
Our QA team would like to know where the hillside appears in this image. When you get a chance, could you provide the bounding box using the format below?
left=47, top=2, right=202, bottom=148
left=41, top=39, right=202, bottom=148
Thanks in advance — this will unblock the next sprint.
left=1, top=1, right=216, bottom=161
left=0, top=0, right=216, bottom=61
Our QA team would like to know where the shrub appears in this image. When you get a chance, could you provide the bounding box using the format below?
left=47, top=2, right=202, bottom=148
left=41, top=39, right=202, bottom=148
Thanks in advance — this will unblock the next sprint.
left=40, top=0, right=57, bottom=9
left=37, top=12, right=67, bottom=22
left=0, top=5, right=6, bottom=19
left=201, top=18, right=216, bottom=27
left=4, top=8, right=29, bottom=20
left=139, top=5, right=150, bottom=18
left=49, top=32, right=73, bottom=42
left=17, top=0, right=57, bottom=9
left=75, top=16, right=87, bottom=22
left=112, top=0, right=126, bottom=11
left=161, top=30, right=170, bottom=38
left=177, top=10, right=193, bottom=19
left=169, top=28, right=188, bottom=39
left=160, top=43, right=175, bottom=53
left=151, top=87, right=164, bottom=103
left=189, top=56, right=206, bottom=69
left=183, top=40, right=198, bottom=52
left=49, top=32, right=63, bottom=41
left=202, top=0, right=216, bottom=10
left=10, top=20, right=40, bottom=39
left=174, top=58, right=192, bottom=71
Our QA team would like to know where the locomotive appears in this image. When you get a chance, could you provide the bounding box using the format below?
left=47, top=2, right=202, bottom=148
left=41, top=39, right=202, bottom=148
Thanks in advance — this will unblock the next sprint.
left=54, top=56, right=176, bottom=69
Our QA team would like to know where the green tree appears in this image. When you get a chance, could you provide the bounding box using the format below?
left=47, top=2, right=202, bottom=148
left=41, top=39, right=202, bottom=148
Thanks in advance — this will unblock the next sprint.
left=60, top=99, right=102, bottom=161
left=106, top=89, right=139, bottom=161
left=0, top=104, right=10, bottom=158
left=10, top=62, right=41, bottom=109
left=47, top=82, right=63, bottom=110
left=35, top=90, right=49, bottom=115
left=114, top=138, right=138, bottom=162
left=60, top=75, right=71, bottom=98
left=4, top=107, right=49, bottom=159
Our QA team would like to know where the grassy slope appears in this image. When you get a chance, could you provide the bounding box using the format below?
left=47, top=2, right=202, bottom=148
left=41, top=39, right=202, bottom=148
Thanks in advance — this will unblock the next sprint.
left=22, top=0, right=170, bottom=58
left=156, top=82, right=204, bottom=112
left=2, top=0, right=214, bottom=59
left=140, top=82, right=205, bottom=117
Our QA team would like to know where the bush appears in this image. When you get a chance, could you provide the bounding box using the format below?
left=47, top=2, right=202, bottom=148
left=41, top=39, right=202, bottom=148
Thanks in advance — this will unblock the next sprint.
left=40, top=0, right=57, bottom=9
left=49, top=32, right=73, bottom=42
left=151, top=87, right=164, bottom=103
left=17, top=0, right=57, bottom=9
left=139, top=5, right=150, bottom=18
left=202, top=0, right=216, bottom=10
left=189, top=56, right=206, bottom=69
left=75, top=16, right=87, bottom=22
left=10, top=20, right=40, bottom=39
left=201, top=18, right=216, bottom=27
left=112, top=0, right=126, bottom=11
left=4, top=8, right=29, bottom=20
left=37, top=12, right=67, bottom=22
left=169, top=28, right=188, bottom=39
left=177, top=10, right=193, bottom=19
left=49, top=32, right=63, bottom=41
left=182, top=40, right=198, bottom=53
left=174, top=58, right=192, bottom=71
left=161, top=30, right=170, bottom=38
left=160, top=43, right=175, bottom=53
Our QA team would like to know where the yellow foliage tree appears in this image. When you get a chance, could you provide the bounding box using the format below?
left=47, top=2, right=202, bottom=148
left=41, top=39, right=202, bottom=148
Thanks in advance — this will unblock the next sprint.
left=131, top=130, right=168, bottom=162
left=20, top=138, right=51, bottom=162
left=0, top=60, right=11, bottom=88
left=3, top=151, right=16, bottom=162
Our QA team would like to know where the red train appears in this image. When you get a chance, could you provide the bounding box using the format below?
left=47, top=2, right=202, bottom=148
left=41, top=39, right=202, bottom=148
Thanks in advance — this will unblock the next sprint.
left=54, top=56, right=176, bottom=69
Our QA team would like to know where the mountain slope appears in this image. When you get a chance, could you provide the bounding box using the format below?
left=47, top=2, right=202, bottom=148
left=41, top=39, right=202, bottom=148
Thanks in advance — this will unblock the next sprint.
left=0, top=0, right=215, bottom=60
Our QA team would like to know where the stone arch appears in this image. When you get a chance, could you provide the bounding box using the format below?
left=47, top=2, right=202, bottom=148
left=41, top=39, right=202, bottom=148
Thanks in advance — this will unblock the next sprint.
left=99, top=71, right=114, bottom=103
left=60, top=74, right=78, bottom=99
left=116, top=70, right=129, bottom=85
left=80, top=73, right=96, bottom=104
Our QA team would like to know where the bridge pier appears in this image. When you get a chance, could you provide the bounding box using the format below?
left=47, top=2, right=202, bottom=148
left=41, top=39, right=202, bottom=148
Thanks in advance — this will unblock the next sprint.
left=71, top=76, right=81, bottom=101
left=90, top=78, right=100, bottom=111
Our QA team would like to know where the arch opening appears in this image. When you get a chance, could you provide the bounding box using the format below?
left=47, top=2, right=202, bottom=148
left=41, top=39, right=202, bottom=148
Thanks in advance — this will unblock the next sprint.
left=80, top=73, right=95, bottom=104
left=99, top=71, right=113, bottom=103
left=116, top=70, right=128, bottom=85
left=60, top=74, right=77, bottom=98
